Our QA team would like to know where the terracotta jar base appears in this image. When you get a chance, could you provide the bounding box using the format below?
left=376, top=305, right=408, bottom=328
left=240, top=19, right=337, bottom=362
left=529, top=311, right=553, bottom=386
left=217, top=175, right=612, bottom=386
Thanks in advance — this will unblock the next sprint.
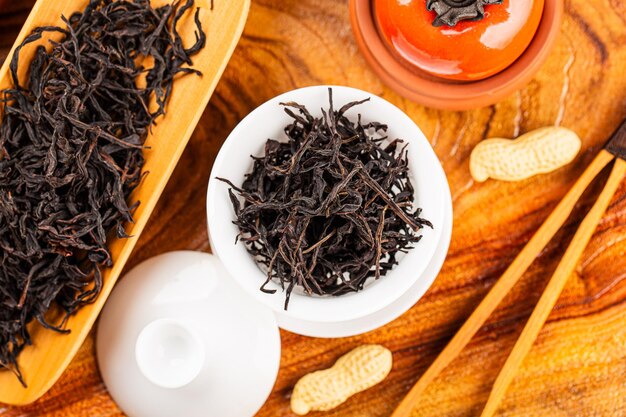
left=349, top=0, right=564, bottom=111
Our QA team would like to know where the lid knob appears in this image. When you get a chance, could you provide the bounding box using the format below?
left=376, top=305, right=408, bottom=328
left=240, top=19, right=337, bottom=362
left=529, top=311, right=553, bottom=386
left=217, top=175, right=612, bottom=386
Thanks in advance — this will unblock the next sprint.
left=426, top=0, right=503, bottom=27
left=135, top=318, right=205, bottom=389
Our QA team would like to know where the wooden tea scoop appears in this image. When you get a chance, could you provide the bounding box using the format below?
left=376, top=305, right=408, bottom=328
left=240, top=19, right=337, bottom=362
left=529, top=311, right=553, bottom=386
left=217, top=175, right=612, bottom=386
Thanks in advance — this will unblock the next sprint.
left=392, top=119, right=626, bottom=417
left=0, top=0, right=249, bottom=405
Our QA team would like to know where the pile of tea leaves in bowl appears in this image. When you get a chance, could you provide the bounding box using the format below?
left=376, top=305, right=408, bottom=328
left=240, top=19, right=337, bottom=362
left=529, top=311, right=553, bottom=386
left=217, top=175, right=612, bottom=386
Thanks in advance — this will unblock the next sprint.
left=218, top=89, right=432, bottom=309
left=0, top=0, right=206, bottom=384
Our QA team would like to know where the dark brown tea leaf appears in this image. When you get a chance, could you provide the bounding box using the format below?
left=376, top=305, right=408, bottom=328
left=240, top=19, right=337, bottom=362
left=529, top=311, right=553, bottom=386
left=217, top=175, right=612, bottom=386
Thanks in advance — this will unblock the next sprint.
left=219, top=89, right=432, bottom=310
left=0, top=0, right=206, bottom=385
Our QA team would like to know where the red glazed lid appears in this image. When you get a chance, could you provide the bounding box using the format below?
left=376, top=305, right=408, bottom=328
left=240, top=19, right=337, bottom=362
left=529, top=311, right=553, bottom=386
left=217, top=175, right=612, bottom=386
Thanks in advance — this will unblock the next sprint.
left=375, top=0, right=545, bottom=81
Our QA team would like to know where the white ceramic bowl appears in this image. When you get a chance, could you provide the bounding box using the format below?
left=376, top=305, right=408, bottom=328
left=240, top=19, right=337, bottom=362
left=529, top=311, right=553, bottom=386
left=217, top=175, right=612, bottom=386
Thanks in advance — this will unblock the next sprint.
left=207, top=85, right=447, bottom=324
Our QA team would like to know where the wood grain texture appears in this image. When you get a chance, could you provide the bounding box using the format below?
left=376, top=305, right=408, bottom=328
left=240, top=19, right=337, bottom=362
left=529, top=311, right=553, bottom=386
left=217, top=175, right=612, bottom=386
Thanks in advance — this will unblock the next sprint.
left=1, top=0, right=626, bottom=416
left=392, top=149, right=617, bottom=417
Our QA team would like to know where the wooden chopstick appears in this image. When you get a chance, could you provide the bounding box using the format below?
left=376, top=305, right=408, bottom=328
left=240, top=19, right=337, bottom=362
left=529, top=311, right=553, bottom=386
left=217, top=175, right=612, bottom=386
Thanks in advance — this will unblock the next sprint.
left=480, top=157, right=626, bottom=417
left=391, top=150, right=615, bottom=417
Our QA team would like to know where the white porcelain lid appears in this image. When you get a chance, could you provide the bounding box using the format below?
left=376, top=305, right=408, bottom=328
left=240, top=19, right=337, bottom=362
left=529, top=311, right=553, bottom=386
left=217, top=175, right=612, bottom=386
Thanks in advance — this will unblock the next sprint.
left=96, top=251, right=280, bottom=417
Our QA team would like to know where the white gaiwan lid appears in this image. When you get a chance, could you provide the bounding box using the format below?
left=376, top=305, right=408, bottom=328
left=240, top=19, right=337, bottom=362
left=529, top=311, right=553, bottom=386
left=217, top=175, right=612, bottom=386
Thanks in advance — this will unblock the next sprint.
left=96, top=251, right=280, bottom=417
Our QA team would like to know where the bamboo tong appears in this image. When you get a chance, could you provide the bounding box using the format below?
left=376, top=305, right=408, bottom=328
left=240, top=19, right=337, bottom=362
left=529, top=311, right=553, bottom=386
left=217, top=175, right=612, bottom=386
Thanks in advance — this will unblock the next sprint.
left=393, top=120, right=626, bottom=417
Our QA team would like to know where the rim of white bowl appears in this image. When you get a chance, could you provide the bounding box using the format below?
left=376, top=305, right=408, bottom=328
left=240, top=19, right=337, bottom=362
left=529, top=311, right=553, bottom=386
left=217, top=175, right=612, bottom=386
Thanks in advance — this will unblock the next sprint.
left=207, top=85, right=447, bottom=323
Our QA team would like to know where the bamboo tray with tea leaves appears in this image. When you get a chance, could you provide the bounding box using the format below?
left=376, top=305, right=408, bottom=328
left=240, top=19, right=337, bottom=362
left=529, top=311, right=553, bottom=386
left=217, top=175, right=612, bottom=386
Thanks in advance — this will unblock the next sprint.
left=0, top=0, right=250, bottom=405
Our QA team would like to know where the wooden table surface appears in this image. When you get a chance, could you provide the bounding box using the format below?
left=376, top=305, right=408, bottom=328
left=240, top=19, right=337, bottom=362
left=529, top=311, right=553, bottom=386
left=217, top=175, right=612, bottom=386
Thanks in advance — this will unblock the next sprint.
left=2, top=0, right=626, bottom=416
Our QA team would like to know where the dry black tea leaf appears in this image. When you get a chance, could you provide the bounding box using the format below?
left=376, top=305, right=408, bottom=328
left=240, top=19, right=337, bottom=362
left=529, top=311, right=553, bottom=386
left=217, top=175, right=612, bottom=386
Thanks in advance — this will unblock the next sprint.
left=0, top=0, right=206, bottom=385
left=219, top=89, right=432, bottom=310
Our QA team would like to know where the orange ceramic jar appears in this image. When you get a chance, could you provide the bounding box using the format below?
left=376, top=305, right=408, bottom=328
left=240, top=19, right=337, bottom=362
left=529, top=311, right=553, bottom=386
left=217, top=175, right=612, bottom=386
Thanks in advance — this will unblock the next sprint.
left=375, top=0, right=544, bottom=81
